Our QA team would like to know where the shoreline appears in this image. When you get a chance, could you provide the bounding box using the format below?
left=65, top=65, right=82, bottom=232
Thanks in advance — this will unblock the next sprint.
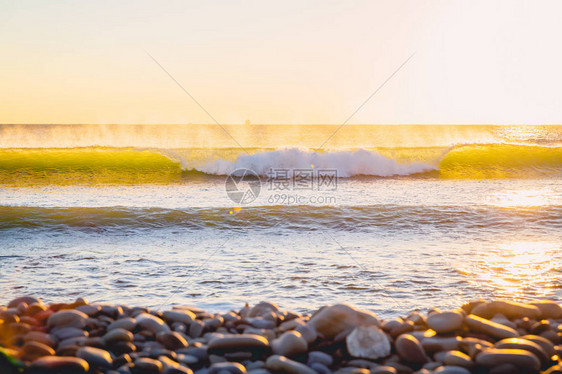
left=0, top=297, right=561, bottom=373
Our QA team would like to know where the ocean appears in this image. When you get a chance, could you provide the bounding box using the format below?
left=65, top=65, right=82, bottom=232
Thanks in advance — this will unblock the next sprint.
left=0, top=124, right=561, bottom=317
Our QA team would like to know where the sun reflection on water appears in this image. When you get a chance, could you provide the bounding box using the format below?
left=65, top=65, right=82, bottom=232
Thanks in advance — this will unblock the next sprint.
left=485, top=188, right=552, bottom=207
left=458, top=241, right=561, bottom=299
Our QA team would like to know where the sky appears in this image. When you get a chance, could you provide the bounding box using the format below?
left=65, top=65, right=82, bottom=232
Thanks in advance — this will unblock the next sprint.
left=1, top=0, right=561, bottom=125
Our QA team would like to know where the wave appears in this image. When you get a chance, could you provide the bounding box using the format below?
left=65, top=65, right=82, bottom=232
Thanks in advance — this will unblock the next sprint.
left=1, top=205, right=560, bottom=232
left=0, top=144, right=561, bottom=184
left=193, top=148, right=435, bottom=177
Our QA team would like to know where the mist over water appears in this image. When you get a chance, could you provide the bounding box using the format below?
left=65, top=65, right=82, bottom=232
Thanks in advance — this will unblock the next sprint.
left=1, top=124, right=561, bottom=315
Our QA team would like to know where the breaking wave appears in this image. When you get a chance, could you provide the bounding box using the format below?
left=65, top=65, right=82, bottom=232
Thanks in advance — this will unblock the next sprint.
left=0, top=144, right=560, bottom=185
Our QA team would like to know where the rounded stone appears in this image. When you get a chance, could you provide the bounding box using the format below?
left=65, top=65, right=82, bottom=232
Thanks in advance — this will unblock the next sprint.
left=109, top=317, right=137, bottom=331
left=76, top=346, right=113, bottom=368
left=309, top=362, right=331, bottom=374
left=346, top=325, right=391, bottom=360
left=519, top=334, right=556, bottom=357
left=442, top=351, right=473, bottom=368
left=307, top=304, right=380, bottom=339
left=475, top=348, right=540, bottom=371
left=494, top=338, right=548, bottom=364
left=248, top=302, right=279, bottom=317
left=307, top=351, right=333, bottom=367
left=8, top=296, right=41, bottom=309
left=133, top=357, right=163, bottom=373
left=136, top=313, right=171, bottom=335
left=164, top=367, right=194, bottom=374
left=163, top=310, right=196, bottom=325
left=471, top=300, right=541, bottom=320
left=395, top=334, right=429, bottom=364
left=208, top=334, right=269, bottom=355
left=530, top=301, right=562, bottom=319
left=271, top=331, right=308, bottom=357
left=422, top=336, right=462, bottom=354
left=104, top=328, right=134, bottom=344
left=189, top=320, right=205, bottom=338
left=75, top=304, right=101, bottom=316
left=371, top=367, right=397, bottom=374
left=464, top=314, right=518, bottom=339
left=209, top=362, right=247, bottom=374
left=427, top=311, right=464, bottom=334
left=21, top=341, right=55, bottom=361
left=156, top=331, right=188, bottom=350
left=433, top=366, right=471, bottom=374
left=47, top=310, right=88, bottom=329
left=24, top=331, right=55, bottom=347
left=265, top=355, right=316, bottom=374
left=51, top=326, right=88, bottom=341
left=295, top=324, right=317, bottom=344
left=31, top=356, right=89, bottom=373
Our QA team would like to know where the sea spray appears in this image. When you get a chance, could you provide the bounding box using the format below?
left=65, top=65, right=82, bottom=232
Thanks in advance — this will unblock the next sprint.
left=195, top=148, right=436, bottom=177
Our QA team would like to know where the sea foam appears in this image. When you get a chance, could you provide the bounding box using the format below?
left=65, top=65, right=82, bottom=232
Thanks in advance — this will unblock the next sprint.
left=195, top=148, right=436, bottom=177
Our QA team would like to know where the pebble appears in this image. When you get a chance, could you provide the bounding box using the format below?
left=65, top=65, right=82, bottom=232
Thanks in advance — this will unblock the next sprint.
left=51, top=326, right=88, bottom=341
left=76, top=346, right=113, bottom=368
left=464, top=314, right=519, bottom=339
left=208, top=334, right=270, bottom=358
left=471, top=300, right=541, bottom=320
left=136, top=313, right=171, bottom=335
left=165, top=367, right=194, bottom=374
left=247, top=302, right=279, bottom=318
left=189, top=320, right=205, bottom=338
left=265, top=355, right=317, bottom=374
left=8, top=296, right=41, bottom=308
left=104, top=328, right=134, bottom=344
left=20, top=340, right=55, bottom=361
left=47, top=310, right=88, bottom=329
left=208, top=362, right=247, bottom=374
left=475, top=348, right=540, bottom=370
left=494, top=337, right=548, bottom=364
left=346, top=325, right=391, bottom=360
left=295, top=324, right=317, bottom=344
left=75, top=304, right=101, bottom=316
left=530, top=300, right=562, bottom=319
left=24, top=331, right=55, bottom=347
left=163, top=310, right=196, bottom=325
left=519, top=334, right=556, bottom=357
left=307, top=351, right=333, bottom=367
left=271, top=331, right=307, bottom=357
left=421, top=336, right=462, bottom=354
left=157, top=331, right=189, bottom=350
left=441, top=351, right=473, bottom=368
left=30, top=356, right=89, bottom=372
left=371, top=366, right=397, bottom=374
left=433, top=366, right=471, bottom=374
left=395, top=334, right=429, bottom=364
left=306, top=304, right=380, bottom=339
left=309, top=362, right=331, bottom=374
left=427, top=311, right=464, bottom=334
left=109, top=317, right=137, bottom=331
left=133, top=357, right=164, bottom=373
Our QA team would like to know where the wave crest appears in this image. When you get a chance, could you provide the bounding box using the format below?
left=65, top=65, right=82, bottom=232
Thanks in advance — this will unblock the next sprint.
left=192, top=148, right=436, bottom=177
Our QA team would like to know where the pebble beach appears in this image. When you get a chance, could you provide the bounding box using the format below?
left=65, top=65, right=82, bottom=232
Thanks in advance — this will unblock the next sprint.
left=1, top=297, right=561, bottom=374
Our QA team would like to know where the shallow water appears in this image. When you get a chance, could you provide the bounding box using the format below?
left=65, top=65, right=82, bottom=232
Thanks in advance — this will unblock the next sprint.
left=0, top=124, right=561, bottom=317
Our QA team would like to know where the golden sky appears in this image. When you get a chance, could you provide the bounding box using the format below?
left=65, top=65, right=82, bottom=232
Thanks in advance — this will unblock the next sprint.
left=1, top=0, right=561, bottom=125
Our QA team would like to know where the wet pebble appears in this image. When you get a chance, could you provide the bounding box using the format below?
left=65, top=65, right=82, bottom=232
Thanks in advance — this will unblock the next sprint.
left=76, top=346, right=113, bottom=368
left=265, top=355, right=316, bottom=374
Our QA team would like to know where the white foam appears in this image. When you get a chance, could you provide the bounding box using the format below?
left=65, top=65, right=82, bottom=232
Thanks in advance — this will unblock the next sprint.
left=192, top=148, right=437, bottom=177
